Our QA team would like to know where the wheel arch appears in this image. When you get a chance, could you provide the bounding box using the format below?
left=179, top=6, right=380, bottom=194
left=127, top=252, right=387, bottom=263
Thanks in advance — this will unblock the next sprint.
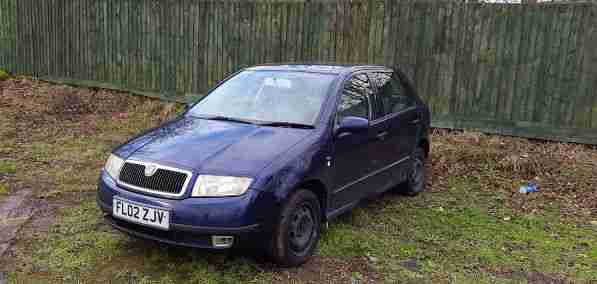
left=295, top=179, right=328, bottom=222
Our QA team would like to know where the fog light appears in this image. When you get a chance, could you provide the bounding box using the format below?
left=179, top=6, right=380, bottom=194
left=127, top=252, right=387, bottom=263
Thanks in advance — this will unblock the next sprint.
left=212, top=236, right=234, bottom=248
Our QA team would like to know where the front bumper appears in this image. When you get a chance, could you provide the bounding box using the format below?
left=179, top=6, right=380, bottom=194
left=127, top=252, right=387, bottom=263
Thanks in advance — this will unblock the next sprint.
left=97, top=170, right=272, bottom=249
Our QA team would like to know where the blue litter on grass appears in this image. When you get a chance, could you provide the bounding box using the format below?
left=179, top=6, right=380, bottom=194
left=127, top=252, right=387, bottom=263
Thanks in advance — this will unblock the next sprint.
left=519, top=182, right=538, bottom=194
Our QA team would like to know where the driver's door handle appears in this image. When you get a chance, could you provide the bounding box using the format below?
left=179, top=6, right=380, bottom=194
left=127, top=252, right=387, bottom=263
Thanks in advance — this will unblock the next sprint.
left=376, top=131, right=389, bottom=140
left=410, top=119, right=421, bottom=124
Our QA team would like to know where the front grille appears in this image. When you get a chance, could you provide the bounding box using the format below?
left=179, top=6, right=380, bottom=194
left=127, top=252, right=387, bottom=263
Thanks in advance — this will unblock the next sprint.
left=118, top=161, right=189, bottom=196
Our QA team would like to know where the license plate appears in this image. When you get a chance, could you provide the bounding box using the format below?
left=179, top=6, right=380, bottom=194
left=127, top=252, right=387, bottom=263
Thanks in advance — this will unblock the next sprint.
left=113, top=197, right=170, bottom=230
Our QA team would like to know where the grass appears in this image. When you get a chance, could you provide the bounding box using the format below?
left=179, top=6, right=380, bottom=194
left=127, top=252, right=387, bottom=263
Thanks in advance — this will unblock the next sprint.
left=0, top=161, right=16, bottom=174
left=1, top=78, right=596, bottom=283
left=321, top=190, right=597, bottom=282
left=0, top=69, right=10, bottom=81
left=0, top=183, right=8, bottom=195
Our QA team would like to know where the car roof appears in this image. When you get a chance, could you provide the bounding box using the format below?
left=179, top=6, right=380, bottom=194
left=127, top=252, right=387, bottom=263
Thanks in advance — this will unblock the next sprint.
left=245, top=63, right=391, bottom=75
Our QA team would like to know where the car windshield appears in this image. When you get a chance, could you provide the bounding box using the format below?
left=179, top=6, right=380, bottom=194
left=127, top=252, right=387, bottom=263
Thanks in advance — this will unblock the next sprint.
left=188, top=70, right=337, bottom=126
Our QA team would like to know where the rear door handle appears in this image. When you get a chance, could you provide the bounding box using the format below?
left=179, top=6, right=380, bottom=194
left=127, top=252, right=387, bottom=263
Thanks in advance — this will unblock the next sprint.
left=410, top=119, right=421, bottom=124
left=376, top=131, right=389, bottom=140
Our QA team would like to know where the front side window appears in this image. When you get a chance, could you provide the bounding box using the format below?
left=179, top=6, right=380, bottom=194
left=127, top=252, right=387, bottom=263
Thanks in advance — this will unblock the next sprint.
left=373, top=72, right=415, bottom=116
left=188, top=70, right=337, bottom=126
left=336, top=74, right=371, bottom=122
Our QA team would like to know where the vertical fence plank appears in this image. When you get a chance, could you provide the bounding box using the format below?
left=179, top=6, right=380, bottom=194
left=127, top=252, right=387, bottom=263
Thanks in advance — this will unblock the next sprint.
left=30, top=0, right=38, bottom=76
left=544, top=5, right=565, bottom=125
left=587, top=6, right=597, bottom=129
left=134, top=0, right=142, bottom=91
left=426, top=1, right=441, bottom=114
left=522, top=5, right=540, bottom=123
left=1, top=0, right=8, bottom=70
left=100, top=0, right=107, bottom=83
left=491, top=5, right=511, bottom=121
left=217, top=1, right=224, bottom=82
left=501, top=5, right=519, bottom=122
left=188, top=0, right=196, bottom=94
left=3, top=0, right=10, bottom=70
left=13, top=0, right=20, bottom=73
left=552, top=5, right=576, bottom=127
left=142, top=0, right=150, bottom=91
left=532, top=6, right=555, bottom=123
left=335, top=2, right=344, bottom=63
left=434, top=2, right=451, bottom=117
left=485, top=4, right=499, bottom=119
left=461, top=2, right=473, bottom=118
left=205, top=1, right=213, bottom=89
left=511, top=3, right=529, bottom=123
left=135, top=0, right=142, bottom=91
left=3, top=0, right=9, bottom=69
left=74, top=0, right=80, bottom=79
left=564, top=5, right=584, bottom=127
left=453, top=2, right=468, bottom=117
left=0, top=0, right=5, bottom=69
left=447, top=2, right=462, bottom=117
left=82, top=0, right=89, bottom=80
left=470, top=3, right=484, bottom=118
left=198, top=0, right=207, bottom=93
left=571, top=5, right=591, bottom=128
left=108, top=0, right=115, bottom=84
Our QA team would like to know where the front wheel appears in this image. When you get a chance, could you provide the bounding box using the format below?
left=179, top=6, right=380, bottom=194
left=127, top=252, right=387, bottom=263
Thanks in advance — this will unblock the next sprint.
left=270, top=189, right=321, bottom=267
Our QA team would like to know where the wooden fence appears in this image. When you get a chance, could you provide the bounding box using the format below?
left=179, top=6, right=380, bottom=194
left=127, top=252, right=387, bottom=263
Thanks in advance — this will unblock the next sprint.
left=1, top=0, right=596, bottom=144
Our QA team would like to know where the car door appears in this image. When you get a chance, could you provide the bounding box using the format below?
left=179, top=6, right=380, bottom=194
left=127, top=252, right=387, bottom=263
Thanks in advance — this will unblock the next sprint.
left=370, top=71, right=420, bottom=184
left=329, top=73, right=384, bottom=211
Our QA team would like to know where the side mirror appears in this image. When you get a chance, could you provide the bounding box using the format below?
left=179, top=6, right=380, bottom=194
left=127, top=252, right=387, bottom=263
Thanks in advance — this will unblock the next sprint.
left=184, top=103, right=193, bottom=111
left=336, top=116, right=369, bottom=136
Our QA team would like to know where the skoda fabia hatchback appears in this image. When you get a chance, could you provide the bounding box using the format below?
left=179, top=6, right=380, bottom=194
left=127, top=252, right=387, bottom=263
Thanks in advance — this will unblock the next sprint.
left=98, top=64, right=430, bottom=266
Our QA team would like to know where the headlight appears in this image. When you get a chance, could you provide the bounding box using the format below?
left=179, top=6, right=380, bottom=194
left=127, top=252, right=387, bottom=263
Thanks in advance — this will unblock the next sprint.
left=104, top=154, right=125, bottom=180
left=191, top=175, right=253, bottom=197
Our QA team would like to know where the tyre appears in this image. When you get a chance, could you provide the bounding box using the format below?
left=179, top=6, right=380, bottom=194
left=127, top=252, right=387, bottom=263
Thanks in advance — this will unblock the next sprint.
left=270, top=189, right=321, bottom=266
left=404, top=147, right=426, bottom=196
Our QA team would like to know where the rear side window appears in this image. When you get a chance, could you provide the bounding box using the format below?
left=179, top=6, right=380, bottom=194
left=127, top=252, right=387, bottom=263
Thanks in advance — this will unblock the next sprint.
left=373, top=72, right=415, bottom=116
left=336, top=74, right=371, bottom=121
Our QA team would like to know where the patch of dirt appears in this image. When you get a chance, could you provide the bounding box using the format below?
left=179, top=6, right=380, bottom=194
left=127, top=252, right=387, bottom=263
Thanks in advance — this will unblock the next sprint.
left=0, top=77, right=180, bottom=272
left=492, top=269, right=568, bottom=284
left=525, top=272, right=568, bottom=284
left=2, top=79, right=132, bottom=127
left=428, top=129, right=597, bottom=219
left=17, top=193, right=86, bottom=237
left=265, top=256, right=378, bottom=284
left=0, top=191, right=94, bottom=272
left=0, top=189, right=34, bottom=258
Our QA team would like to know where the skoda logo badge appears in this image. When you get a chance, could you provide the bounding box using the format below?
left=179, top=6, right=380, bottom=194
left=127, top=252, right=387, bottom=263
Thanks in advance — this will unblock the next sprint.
left=144, top=164, right=158, bottom=177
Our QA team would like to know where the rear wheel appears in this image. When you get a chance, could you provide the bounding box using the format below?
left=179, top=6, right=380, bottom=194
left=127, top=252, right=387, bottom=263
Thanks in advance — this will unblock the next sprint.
left=270, top=189, right=321, bottom=266
left=404, top=147, right=426, bottom=196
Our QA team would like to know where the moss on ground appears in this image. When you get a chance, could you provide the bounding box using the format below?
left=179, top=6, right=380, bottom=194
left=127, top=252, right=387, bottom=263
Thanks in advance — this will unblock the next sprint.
left=0, top=161, right=16, bottom=174
left=0, top=69, right=10, bottom=81
left=0, top=183, right=8, bottom=195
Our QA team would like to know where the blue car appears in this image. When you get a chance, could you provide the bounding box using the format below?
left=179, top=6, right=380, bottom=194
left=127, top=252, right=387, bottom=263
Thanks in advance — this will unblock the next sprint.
left=98, top=64, right=430, bottom=266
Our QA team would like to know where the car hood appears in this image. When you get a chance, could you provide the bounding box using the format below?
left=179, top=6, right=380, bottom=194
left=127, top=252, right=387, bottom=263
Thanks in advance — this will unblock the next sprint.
left=115, top=116, right=312, bottom=177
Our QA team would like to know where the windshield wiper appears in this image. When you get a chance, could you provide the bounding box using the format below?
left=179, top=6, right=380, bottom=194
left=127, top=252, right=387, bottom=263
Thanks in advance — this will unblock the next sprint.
left=193, top=115, right=258, bottom=125
left=258, top=122, right=315, bottom=129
